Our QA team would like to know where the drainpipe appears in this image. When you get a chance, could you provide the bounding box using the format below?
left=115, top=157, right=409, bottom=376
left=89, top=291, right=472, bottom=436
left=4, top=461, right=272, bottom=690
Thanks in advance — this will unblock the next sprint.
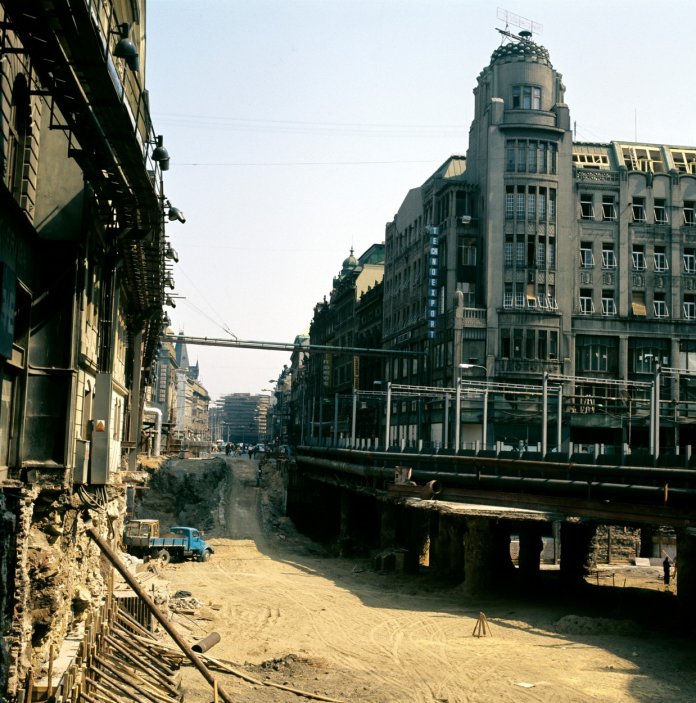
left=143, top=406, right=162, bottom=456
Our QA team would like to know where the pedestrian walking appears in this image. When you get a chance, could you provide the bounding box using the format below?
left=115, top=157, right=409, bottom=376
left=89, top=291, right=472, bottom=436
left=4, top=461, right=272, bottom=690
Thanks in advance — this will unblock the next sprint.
left=663, top=555, right=672, bottom=586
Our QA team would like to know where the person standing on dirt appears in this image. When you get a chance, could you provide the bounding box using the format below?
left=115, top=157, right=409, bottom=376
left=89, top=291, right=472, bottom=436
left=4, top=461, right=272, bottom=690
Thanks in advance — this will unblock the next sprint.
left=663, top=555, right=672, bottom=586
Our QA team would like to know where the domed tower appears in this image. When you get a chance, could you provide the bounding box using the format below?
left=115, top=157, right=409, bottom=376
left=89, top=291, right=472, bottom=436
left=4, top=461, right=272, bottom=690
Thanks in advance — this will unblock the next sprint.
left=466, top=30, right=574, bottom=382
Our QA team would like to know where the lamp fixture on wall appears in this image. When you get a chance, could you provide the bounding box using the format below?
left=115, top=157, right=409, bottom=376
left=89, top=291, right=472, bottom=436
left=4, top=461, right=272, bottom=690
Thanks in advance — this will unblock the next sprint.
left=151, top=135, right=170, bottom=171
left=165, top=245, right=179, bottom=262
left=113, top=23, right=139, bottom=72
left=165, top=199, right=186, bottom=223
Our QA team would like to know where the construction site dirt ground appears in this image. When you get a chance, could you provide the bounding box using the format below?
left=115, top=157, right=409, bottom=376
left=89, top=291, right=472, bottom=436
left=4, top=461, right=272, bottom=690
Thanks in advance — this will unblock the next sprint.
left=136, top=455, right=696, bottom=703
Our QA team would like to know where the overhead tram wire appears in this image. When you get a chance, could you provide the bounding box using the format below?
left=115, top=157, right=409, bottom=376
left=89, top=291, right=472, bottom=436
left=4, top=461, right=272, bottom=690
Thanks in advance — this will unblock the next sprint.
left=162, top=334, right=425, bottom=358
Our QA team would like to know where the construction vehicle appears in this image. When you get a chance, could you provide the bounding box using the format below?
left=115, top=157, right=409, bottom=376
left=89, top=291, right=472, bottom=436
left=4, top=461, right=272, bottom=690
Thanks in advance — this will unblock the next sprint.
left=123, top=519, right=214, bottom=564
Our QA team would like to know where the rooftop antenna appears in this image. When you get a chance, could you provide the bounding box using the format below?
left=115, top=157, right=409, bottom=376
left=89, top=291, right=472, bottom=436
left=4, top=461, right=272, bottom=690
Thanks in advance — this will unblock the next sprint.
left=496, top=7, right=543, bottom=42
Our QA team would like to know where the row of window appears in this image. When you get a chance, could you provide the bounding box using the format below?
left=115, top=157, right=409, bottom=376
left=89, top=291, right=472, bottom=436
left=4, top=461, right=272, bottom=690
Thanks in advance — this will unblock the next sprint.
left=578, top=289, right=696, bottom=319
left=512, top=84, right=542, bottom=110
left=580, top=243, right=696, bottom=273
left=505, top=238, right=556, bottom=269
left=503, top=283, right=557, bottom=311
left=500, top=328, right=558, bottom=361
left=505, top=186, right=557, bottom=222
left=505, top=139, right=558, bottom=174
left=580, top=194, right=696, bottom=225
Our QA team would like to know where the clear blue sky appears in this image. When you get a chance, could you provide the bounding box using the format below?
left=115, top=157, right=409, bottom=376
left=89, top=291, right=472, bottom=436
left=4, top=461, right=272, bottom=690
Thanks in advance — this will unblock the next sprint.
left=146, top=0, right=696, bottom=402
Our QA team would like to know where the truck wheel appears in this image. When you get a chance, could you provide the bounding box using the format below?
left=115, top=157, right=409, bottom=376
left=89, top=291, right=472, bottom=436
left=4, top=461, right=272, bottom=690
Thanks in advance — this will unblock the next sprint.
left=157, top=549, right=171, bottom=565
left=199, top=549, right=212, bottom=562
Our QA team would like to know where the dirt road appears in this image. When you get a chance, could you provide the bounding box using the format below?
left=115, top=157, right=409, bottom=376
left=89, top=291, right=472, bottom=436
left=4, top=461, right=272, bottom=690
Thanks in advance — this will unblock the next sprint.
left=158, top=456, right=696, bottom=703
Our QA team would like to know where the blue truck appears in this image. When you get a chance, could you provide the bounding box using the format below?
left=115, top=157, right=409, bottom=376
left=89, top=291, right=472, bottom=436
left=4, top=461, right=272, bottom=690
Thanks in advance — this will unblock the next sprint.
left=123, top=519, right=214, bottom=564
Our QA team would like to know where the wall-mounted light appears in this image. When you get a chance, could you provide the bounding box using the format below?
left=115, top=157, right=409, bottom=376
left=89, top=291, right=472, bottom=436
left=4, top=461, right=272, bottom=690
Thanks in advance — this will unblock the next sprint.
left=165, top=199, right=186, bottom=223
left=151, top=135, right=170, bottom=171
left=162, top=312, right=172, bottom=327
left=165, top=245, right=179, bottom=262
left=113, top=23, right=139, bottom=72
left=165, top=295, right=176, bottom=308
left=164, top=275, right=175, bottom=289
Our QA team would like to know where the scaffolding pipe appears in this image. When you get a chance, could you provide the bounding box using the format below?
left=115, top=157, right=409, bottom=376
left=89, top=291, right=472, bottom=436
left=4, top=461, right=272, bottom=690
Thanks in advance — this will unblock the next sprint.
left=83, top=517, right=235, bottom=703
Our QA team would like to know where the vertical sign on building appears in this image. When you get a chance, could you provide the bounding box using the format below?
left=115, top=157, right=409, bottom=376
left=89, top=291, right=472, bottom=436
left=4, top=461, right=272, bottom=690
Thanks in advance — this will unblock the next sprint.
left=427, top=228, right=439, bottom=340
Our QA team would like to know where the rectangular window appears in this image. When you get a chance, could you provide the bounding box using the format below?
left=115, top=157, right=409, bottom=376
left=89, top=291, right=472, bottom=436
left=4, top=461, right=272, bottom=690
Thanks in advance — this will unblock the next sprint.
left=602, top=195, right=617, bottom=221
left=515, top=239, right=525, bottom=266
left=580, top=289, right=594, bottom=314
left=548, top=241, right=556, bottom=268
left=537, top=330, right=547, bottom=359
left=580, top=194, right=594, bottom=219
left=576, top=336, right=617, bottom=373
left=653, top=293, right=669, bottom=318
left=522, top=86, right=532, bottom=109
left=654, top=246, right=668, bottom=272
left=505, top=187, right=514, bottom=219
left=632, top=245, right=646, bottom=271
left=517, top=141, right=527, bottom=172
left=549, top=331, right=558, bottom=360
left=536, top=242, right=546, bottom=268
left=632, top=291, right=647, bottom=317
left=527, top=188, right=536, bottom=220
left=528, top=141, right=537, bottom=173
left=516, top=190, right=525, bottom=219
left=532, top=87, right=541, bottom=110
left=501, top=328, right=511, bottom=357
left=684, top=248, right=696, bottom=273
left=461, top=244, right=477, bottom=266
left=601, top=244, right=617, bottom=269
left=580, top=242, right=594, bottom=268
left=504, top=241, right=513, bottom=267
left=549, top=189, right=556, bottom=220
left=601, top=291, right=617, bottom=316
left=513, top=329, right=523, bottom=358
left=506, top=141, right=516, bottom=171
left=654, top=198, right=668, bottom=224
left=525, top=330, right=535, bottom=358
left=513, top=85, right=541, bottom=111
left=684, top=294, right=696, bottom=320
left=632, top=197, right=646, bottom=222
left=685, top=201, right=696, bottom=226
left=538, top=188, right=547, bottom=221
left=504, top=283, right=513, bottom=308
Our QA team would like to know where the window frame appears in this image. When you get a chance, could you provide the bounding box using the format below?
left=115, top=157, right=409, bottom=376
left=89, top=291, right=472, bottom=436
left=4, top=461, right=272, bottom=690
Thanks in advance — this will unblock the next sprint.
left=580, top=243, right=594, bottom=269
left=632, top=197, right=646, bottom=223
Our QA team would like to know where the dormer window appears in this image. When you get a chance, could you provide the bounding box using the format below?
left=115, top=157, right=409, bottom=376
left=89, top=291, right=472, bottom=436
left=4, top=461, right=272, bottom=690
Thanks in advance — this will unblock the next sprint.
left=512, top=85, right=541, bottom=110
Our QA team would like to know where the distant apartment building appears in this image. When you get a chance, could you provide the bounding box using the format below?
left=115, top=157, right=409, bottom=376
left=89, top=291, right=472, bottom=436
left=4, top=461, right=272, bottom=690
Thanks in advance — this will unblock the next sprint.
left=219, top=393, right=270, bottom=444
left=306, top=245, right=384, bottom=444
left=381, top=30, right=696, bottom=452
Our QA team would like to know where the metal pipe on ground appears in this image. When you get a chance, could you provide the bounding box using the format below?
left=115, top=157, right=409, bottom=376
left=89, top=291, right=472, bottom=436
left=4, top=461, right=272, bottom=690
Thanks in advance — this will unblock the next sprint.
left=192, top=632, right=221, bottom=653
left=83, top=515, right=234, bottom=703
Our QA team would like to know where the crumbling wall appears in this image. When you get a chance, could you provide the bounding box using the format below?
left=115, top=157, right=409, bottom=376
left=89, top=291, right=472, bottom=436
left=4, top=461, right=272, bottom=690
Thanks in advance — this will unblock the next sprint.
left=5, top=484, right=125, bottom=701
left=591, top=525, right=641, bottom=564
left=1, top=490, right=19, bottom=700
left=134, top=457, right=227, bottom=532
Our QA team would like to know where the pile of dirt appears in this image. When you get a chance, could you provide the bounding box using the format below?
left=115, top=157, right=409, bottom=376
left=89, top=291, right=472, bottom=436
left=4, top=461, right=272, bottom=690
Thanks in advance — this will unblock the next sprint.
left=133, top=457, right=228, bottom=532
